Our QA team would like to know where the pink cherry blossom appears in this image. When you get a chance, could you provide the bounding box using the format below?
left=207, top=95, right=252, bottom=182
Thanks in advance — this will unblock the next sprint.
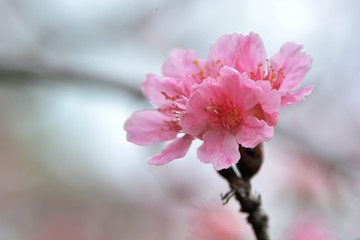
left=209, top=32, right=313, bottom=106
left=181, top=66, right=280, bottom=170
left=124, top=32, right=312, bottom=169
left=162, top=49, right=223, bottom=94
left=124, top=73, right=194, bottom=165
left=125, top=110, right=179, bottom=146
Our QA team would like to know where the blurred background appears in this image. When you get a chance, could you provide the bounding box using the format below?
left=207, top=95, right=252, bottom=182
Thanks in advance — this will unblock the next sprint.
left=0, top=0, right=360, bottom=239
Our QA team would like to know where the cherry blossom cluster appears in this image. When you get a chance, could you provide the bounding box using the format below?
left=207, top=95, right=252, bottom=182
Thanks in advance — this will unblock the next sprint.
left=125, top=32, right=312, bottom=170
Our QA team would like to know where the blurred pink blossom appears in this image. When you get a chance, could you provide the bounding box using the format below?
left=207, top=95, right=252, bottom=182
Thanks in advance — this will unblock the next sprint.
left=188, top=205, right=245, bottom=240
left=285, top=219, right=334, bottom=240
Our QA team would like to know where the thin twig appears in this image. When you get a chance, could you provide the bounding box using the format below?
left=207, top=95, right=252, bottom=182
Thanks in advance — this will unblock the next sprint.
left=218, top=143, right=270, bottom=240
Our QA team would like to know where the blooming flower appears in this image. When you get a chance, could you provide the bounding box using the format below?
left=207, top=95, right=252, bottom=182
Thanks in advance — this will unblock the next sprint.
left=124, top=73, right=194, bottom=165
left=181, top=66, right=280, bottom=169
left=162, top=49, right=223, bottom=93
left=209, top=32, right=313, bottom=106
left=124, top=32, right=312, bottom=169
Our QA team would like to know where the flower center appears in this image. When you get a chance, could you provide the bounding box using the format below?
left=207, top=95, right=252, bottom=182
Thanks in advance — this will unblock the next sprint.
left=161, top=91, right=180, bottom=101
left=158, top=103, right=182, bottom=132
left=191, top=60, right=223, bottom=83
left=249, top=61, right=285, bottom=89
left=205, top=98, right=242, bottom=129
left=266, top=65, right=285, bottom=90
left=163, top=119, right=182, bottom=132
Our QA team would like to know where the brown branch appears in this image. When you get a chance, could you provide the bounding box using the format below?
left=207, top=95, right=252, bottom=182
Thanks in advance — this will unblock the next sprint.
left=218, top=143, right=270, bottom=240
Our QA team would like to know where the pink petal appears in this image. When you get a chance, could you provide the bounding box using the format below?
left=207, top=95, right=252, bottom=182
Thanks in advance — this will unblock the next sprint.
left=254, top=80, right=281, bottom=125
left=209, top=33, right=240, bottom=67
left=141, top=73, right=183, bottom=107
left=219, top=66, right=262, bottom=110
left=270, top=42, right=312, bottom=92
left=181, top=83, right=219, bottom=136
left=147, top=134, right=193, bottom=165
left=162, top=49, right=199, bottom=78
left=235, top=116, right=274, bottom=148
left=124, top=110, right=178, bottom=146
left=281, top=84, right=314, bottom=107
left=234, top=32, right=267, bottom=75
left=162, top=49, right=214, bottom=91
left=197, top=129, right=240, bottom=170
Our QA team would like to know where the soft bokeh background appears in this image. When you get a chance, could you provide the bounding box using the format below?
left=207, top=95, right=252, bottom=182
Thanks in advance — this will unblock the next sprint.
left=1, top=0, right=360, bottom=239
